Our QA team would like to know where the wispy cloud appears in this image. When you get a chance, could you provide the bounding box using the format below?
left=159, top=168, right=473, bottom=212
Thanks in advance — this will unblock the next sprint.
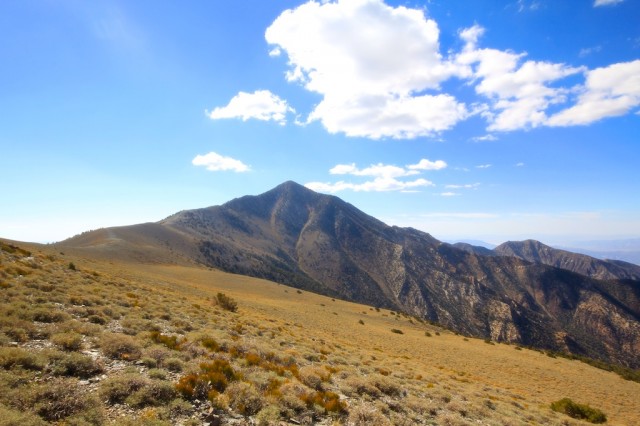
left=445, top=183, right=480, bottom=189
left=329, top=163, right=418, bottom=178
left=307, top=158, right=446, bottom=193
left=305, top=178, right=433, bottom=193
left=192, top=152, right=250, bottom=172
left=416, top=212, right=499, bottom=219
left=471, top=134, right=497, bottom=142
left=516, top=0, right=542, bottom=12
left=476, top=164, right=492, bottom=169
left=594, top=0, right=624, bottom=7
left=579, top=45, right=602, bottom=58
left=206, top=90, right=295, bottom=125
left=440, top=192, right=459, bottom=197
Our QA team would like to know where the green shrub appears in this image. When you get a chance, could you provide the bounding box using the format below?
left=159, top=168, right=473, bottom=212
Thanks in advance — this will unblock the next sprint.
left=99, top=333, right=142, bottom=361
left=168, top=398, right=193, bottom=417
left=390, top=329, right=404, bottom=335
left=149, top=331, right=181, bottom=350
left=163, top=357, right=184, bottom=373
left=125, top=380, right=176, bottom=408
left=148, top=368, right=167, bottom=380
left=29, top=308, right=70, bottom=323
left=224, top=381, right=264, bottom=415
left=0, top=347, right=45, bottom=371
left=88, top=314, right=107, bottom=325
left=100, top=373, right=150, bottom=404
left=47, top=351, right=103, bottom=378
left=216, top=293, right=238, bottom=312
left=141, top=357, right=158, bottom=369
left=256, top=404, right=281, bottom=426
left=550, top=398, right=607, bottom=424
left=0, top=403, right=48, bottom=426
left=200, top=336, right=220, bottom=352
left=30, top=378, right=100, bottom=422
left=51, top=332, right=83, bottom=351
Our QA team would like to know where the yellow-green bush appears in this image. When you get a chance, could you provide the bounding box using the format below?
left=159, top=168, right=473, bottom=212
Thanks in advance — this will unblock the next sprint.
left=51, top=332, right=83, bottom=351
left=100, top=333, right=142, bottom=361
left=0, top=347, right=45, bottom=371
left=550, top=398, right=607, bottom=424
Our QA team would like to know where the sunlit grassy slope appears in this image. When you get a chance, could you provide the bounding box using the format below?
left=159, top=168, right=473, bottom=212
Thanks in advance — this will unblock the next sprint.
left=1, top=239, right=638, bottom=425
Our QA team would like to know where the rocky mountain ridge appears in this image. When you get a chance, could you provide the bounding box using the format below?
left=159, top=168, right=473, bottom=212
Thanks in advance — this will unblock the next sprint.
left=493, top=239, right=640, bottom=281
left=61, top=181, right=640, bottom=368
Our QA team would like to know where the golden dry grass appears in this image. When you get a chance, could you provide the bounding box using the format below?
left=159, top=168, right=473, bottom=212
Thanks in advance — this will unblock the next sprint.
left=2, top=239, right=639, bottom=425
left=137, top=264, right=640, bottom=425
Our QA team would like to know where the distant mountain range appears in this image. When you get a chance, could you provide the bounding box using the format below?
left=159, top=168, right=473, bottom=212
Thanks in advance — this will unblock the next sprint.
left=454, top=239, right=640, bottom=281
left=60, top=181, right=640, bottom=368
left=556, top=240, right=640, bottom=266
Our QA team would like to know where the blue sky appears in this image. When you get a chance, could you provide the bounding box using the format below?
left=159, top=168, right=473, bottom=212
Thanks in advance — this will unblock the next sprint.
left=1, top=0, right=639, bottom=245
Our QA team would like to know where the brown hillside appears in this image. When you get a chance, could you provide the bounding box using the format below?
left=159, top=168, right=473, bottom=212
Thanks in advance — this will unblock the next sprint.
left=59, top=182, right=640, bottom=369
left=1, top=239, right=639, bottom=425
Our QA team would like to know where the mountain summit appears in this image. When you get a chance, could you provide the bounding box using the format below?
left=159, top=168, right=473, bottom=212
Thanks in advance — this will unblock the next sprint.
left=61, top=182, right=640, bottom=368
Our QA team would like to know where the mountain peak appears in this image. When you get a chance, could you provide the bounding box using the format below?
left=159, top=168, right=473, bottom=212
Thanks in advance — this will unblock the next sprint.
left=267, top=180, right=320, bottom=201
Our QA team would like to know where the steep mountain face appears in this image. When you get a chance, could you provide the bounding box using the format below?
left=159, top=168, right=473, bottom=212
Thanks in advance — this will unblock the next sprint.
left=494, top=239, right=640, bottom=281
left=60, top=181, right=640, bottom=368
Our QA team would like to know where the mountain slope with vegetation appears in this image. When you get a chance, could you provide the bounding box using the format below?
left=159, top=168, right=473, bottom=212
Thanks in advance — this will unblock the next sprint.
left=60, top=182, right=640, bottom=369
left=1, top=239, right=639, bottom=425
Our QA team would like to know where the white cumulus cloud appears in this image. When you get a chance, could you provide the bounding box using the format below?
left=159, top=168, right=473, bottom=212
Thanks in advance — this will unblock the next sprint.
left=407, top=159, right=448, bottom=171
left=206, top=90, right=294, bottom=125
left=456, top=25, right=584, bottom=131
left=207, top=2, right=640, bottom=140
left=265, top=0, right=467, bottom=139
left=192, top=152, right=250, bottom=172
left=547, top=60, right=640, bottom=126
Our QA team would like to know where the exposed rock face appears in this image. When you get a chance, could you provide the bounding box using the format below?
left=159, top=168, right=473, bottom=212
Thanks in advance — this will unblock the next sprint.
left=494, top=239, right=640, bottom=281
left=61, top=181, right=640, bottom=368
